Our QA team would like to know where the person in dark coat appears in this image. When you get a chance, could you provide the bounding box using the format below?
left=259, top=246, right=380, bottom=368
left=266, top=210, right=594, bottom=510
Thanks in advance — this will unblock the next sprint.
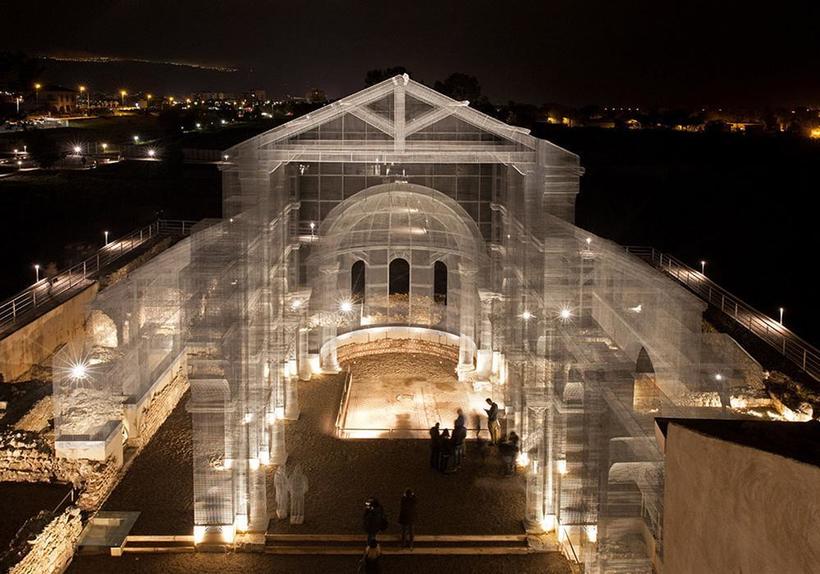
left=398, top=488, right=417, bottom=549
left=429, top=422, right=441, bottom=469
left=452, top=422, right=468, bottom=468
left=499, top=432, right=520, bottom=476
left=454, top=408, right=465, bottom=429
left=363, top=497, right=387, bottom=544
left=360, top=539, right=382, bottom=574
left=438, top=429, right=454, bottom=473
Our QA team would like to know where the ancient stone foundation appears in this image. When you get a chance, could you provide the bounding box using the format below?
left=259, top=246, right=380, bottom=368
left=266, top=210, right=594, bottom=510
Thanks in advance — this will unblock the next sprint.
left=337, top=338, right=458, bottom=364
left=7, top=506, right=83, bottom=574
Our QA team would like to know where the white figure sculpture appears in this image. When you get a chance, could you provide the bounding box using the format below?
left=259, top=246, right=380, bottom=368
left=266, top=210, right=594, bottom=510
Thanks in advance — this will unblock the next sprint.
left=288, top=464, right=309, bottom=525
left=274, top=465, right=290, bottom=519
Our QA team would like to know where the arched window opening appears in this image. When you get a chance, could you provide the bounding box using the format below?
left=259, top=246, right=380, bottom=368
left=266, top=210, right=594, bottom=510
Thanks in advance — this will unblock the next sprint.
left=351, top=260, right=366, bottom=302
left=434, top=261, right=448, bottom=305
left=389, top=258, right=410, bottom=295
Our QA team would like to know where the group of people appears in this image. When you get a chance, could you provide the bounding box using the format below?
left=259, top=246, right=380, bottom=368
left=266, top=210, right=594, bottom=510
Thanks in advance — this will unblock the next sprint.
left=427, top=407, right=468, bottom=473
left=428, top=398, right=520, bottom=475
left=359, top=489, right=417, bottom=573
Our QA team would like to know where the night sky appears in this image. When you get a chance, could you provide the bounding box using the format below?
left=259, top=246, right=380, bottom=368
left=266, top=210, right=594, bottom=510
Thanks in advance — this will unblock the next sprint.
left=3, top=0, right=819, bottom=106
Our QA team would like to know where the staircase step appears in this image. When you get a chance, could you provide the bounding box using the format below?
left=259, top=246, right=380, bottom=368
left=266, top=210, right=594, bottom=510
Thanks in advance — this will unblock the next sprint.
left=264, top=545, right=531, bottom=555
left=264, top=533, right=527, bottom=543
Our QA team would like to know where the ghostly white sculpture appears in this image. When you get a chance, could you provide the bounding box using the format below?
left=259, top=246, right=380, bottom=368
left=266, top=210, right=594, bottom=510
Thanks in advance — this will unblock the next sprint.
left=288, top=464, right=309, bottom=524
left=274, top=465, right=290, bottom=519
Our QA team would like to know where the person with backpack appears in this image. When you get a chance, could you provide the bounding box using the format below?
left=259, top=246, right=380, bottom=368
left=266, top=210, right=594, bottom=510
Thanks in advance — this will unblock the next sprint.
left=363, top=497, right=387, bottom=544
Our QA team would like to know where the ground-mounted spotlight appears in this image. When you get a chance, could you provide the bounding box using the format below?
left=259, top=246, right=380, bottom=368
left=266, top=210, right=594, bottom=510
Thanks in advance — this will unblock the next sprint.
left=558, top=307, right=573, bottom=322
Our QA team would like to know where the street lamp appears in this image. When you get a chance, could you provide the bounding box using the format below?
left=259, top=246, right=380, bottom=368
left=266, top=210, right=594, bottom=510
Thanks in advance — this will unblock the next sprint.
left=104, top=230, right=109, bottom=246
left=34, top=264, right=40, bottom=282
left=146, top=94, right=153, bottom=107
left=133, top=135, right=140, bottom=143
left=700, top=260, right=706, bottom=275
left=120, top=89, right=127, bottom=106
left=34, top=83, right=41, bottom=105
left=779, top=307, right=784, bottom=326
left=78, top=85, right=88, bottom=112
left=73, top=145, right=81, bottom=155
left=147, top=149, right=156, bottom=158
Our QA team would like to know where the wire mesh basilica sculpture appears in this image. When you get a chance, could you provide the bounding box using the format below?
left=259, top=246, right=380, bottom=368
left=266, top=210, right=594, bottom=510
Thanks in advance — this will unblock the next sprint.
left=53, top=75, right=749, bottom=572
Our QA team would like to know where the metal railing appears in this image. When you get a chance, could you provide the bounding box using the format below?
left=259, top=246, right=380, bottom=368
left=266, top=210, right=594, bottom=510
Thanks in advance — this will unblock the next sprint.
left=626, top=246, right=820, bottom=381
left=0, top=219, right=197, bottom=332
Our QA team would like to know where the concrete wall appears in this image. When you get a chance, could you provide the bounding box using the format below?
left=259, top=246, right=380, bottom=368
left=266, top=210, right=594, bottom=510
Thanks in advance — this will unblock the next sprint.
left=0, top=284, right=98, bottom=383
left=663, top=423, right=820, bottom=574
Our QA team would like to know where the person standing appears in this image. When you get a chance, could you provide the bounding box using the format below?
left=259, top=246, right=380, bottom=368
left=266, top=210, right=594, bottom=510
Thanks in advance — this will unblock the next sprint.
left=485, top=398, right=501, bottom=445
left=454, top=408, right=465, bottom=429
left=363, top=497, right=387, bottom=544
left=438, top=428, right=453, bottom=473
left=429, top=422, right=441, bottom=469
left=398, top=488, right=417, bottom=549
left=452, top=421, right=467, bottom=468
left=360, top=539, right=383, bottom=574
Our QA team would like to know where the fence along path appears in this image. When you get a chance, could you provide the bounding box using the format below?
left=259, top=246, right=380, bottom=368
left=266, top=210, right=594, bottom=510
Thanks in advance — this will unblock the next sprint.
left=0, top=220, right=195, bottom=337
left=626, top=246, right=819, bottom=382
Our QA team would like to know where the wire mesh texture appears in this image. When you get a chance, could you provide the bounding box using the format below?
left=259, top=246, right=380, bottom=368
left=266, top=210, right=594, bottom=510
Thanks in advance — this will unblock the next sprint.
left=55, top=75, right=766, bottom=570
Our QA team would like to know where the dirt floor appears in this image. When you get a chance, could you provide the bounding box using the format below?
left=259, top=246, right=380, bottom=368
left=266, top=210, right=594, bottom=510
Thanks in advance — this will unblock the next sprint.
left=101, top=355, right=526, bottom=537
left=266, top=355, right=525, bottom=535
left=100, top=390, right=193, bottom=535
left=68, top=552, right=571, bottom=574
left=84, top=354, right=570, bottom=572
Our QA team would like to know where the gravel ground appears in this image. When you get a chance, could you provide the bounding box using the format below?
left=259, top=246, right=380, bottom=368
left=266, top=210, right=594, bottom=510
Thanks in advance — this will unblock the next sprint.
left=267, top=355, right=526, bottom=535
left=68, top=552, right=571, bottom=574
left=100, top=390, right=193, bottom=535
left=76, top=355, right=571, bottom=573
left=100, top=355, right=526, bottom=536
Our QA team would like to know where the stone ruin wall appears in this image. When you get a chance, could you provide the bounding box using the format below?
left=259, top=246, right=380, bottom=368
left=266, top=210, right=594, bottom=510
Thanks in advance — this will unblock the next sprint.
left=337, top=337, right=459, bottom=365
left=6, top=506, right=83, bottom=574
left=131, top=362, right=188, bottom=448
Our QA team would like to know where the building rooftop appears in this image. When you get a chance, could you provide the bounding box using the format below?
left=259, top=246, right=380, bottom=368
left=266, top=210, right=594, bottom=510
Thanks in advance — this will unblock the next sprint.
left=656, top=418, right=820, bottom=468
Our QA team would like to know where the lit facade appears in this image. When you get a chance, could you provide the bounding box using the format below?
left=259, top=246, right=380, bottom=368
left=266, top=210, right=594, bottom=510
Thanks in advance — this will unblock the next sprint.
left=54, top=75, right=746, bottom=570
